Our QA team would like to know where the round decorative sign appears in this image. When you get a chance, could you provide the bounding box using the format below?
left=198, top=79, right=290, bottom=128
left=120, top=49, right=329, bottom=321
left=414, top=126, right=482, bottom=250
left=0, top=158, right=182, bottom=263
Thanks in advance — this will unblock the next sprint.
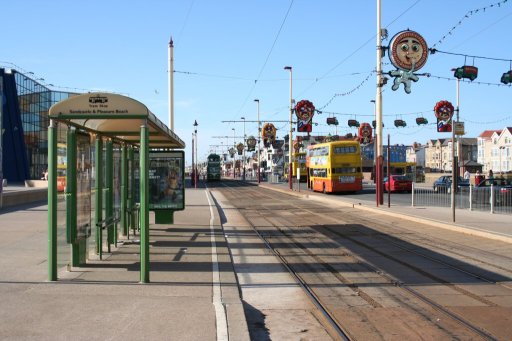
left=389, top=30, right=428, bottom=71
left=434, top=100, right=454, bottom=120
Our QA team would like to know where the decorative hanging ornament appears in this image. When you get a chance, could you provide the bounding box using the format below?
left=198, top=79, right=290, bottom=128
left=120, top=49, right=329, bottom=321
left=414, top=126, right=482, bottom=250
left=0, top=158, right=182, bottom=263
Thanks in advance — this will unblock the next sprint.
left=295, top=100, right=315, bottom=133
left=236, top=142, right=244, bottom=155
left=229, top=147, right=236, bottom=158
left=358, top=123, right=373, bottom=145
left=388, top=30, right=428, bottom=94
left=434, top=100, right=454, bottom=133
left=416, top=117, right=428, bottom=125
left=453, top=66, right=478, bottom=81
left=501, top=70, right=512, bottom=85
left=326, top=117, right=338, bottom=125
left=394, top=119, right=407, bottom=128
left=246, top=135, right=256, bottom=151
left=262, top=123, right=277, bottom=148
left=348, top=119, right=360, bottom=128
left=372, top=120, right=384, bottom=129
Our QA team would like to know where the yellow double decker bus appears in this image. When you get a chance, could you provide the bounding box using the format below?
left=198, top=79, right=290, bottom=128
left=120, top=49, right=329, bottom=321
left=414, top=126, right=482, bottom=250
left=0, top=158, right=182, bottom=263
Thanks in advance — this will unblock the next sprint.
left=307, top=140, right=363, bottom=193
left=284, top=151, right=308, bottom=182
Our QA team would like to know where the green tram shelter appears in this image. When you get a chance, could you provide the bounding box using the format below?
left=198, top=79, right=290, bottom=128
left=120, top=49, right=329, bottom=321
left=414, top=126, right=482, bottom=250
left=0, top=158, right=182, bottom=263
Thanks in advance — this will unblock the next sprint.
left=47, top=93, right=185, bottom=283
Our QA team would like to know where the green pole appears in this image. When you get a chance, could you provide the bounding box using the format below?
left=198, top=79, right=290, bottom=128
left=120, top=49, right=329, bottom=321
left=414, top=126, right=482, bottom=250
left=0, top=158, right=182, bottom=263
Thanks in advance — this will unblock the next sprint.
left=140, top=124, right=150, bottom=283
left=48, top=121, right=58, bottom=281
left=67, top=128, right=79, bottom=267
left=105, top=140, right=113, bottom=252
left=121, top=145, right=128, bottom=236
left=95, top=137, right=103, bottom=259
left=128, top=147, right=135, bottom=236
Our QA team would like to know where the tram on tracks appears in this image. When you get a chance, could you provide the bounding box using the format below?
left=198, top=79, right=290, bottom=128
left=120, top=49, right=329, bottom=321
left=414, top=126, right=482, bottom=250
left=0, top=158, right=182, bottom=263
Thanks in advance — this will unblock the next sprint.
left=206, top=153, right=221, bottom=181
left=307, top=140, right=363, bottom=193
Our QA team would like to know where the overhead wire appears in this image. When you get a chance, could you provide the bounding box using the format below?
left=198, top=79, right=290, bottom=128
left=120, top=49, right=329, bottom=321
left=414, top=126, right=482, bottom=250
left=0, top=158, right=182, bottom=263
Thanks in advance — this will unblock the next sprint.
left=431, top=0, right=509, bottom=49
left=174, top=0, right=196, bottom=47
left=234, top=0, right=294, bottom=118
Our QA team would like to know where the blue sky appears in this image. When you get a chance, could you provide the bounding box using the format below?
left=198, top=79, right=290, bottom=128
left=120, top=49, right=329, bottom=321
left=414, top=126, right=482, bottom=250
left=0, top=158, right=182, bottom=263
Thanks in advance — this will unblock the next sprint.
left=2, top=0, right=511, bottom=165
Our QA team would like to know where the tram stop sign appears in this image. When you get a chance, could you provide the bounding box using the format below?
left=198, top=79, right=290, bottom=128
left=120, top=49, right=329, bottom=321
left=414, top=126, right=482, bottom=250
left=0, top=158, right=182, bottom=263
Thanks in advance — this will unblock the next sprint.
left=148, top=150, right=185, bottom=224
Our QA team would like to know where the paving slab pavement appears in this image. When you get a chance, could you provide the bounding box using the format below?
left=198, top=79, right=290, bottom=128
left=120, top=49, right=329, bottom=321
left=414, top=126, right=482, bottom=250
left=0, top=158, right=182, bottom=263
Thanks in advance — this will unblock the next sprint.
left=0, top=188, right=249, bottom=341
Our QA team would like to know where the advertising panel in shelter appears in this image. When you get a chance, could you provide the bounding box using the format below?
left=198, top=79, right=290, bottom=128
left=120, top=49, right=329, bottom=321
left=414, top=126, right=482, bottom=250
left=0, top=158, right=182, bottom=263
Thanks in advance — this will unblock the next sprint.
left=148, top=151, right=185, bottom=210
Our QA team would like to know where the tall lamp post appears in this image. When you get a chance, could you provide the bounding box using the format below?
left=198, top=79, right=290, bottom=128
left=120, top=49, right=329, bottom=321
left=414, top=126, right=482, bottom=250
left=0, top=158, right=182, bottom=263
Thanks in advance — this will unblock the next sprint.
left=375, top=0, right=384, bottom=206
left=284, top=66, right=293, bottom=190
left=193, top=120, right=198, bottom=188
left=370, top=99, right=376, bottom=183
left=241, top=116, right=246, bottom=181
left=450, top=68, right=461, bottom=222
left=232, top=128, right=236, bottom=179
left=254, top=99, right=261, bottom=183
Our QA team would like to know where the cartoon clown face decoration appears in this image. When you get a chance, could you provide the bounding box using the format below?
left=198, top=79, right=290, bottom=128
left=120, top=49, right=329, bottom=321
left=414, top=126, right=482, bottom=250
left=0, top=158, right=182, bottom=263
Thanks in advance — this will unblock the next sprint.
left=358, top=123, right=373, bottom=145
left=389, top=30, right=428, bottom=71
left=295, top=100, right=315, bottom=133
left=262, top=123, right=277, bottom=148
left=434, top=100, right=454, bottom=133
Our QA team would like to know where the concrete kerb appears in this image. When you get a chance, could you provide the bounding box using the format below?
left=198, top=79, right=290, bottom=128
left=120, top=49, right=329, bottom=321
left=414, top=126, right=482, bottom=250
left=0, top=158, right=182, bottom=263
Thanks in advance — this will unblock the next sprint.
left=205, top=188, right=251, bottom=341
left=258, top=183, right=512, bottom=244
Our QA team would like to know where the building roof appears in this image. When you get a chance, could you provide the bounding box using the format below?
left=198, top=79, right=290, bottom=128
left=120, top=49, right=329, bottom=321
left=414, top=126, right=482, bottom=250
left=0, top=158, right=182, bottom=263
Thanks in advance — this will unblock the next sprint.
left=478, top=130, right=501, bottom=138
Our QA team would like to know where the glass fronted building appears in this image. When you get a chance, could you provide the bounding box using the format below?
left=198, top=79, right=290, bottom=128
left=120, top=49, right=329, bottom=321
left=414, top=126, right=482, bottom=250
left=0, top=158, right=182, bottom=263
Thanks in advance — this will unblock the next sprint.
left=1, top=68, right=77, bottom=183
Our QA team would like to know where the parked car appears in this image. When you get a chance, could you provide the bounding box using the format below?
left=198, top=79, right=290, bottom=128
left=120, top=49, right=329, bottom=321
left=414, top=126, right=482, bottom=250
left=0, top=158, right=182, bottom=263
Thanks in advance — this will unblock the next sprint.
left=433, top=175, right=469, bottom=193
left=473, top=178, right=512, bottom=206
left=384, top=175, right=412, bottom=193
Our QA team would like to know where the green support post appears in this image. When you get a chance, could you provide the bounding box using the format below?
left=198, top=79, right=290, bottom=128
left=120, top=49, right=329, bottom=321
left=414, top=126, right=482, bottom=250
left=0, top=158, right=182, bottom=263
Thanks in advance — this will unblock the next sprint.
left=121, top=145, right=128, bottom=236
left=48, top=121, right=58, bottom=281
left=95, top=137, right=103, bottom=259
left=105, top=140, right=113, bottom=252
left=140, top=124, right=150, bottom=283
left=129, top=147, right=135, bottom=236
left=66, top=128, right=79, bottom=267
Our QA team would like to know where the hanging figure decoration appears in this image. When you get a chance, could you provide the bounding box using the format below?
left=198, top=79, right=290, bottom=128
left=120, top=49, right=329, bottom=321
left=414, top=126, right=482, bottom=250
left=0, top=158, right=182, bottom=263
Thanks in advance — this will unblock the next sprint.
left=358, top=122, right=373, bottom=145
left=295, top=100, right=315, bottom=133
left=262, top=123, right=277, bottom=148
left=388, top=30, right=429, bottom=94
left=246, top=135, right=256, bottom=152
left=434, top=100, right=455, bottom=133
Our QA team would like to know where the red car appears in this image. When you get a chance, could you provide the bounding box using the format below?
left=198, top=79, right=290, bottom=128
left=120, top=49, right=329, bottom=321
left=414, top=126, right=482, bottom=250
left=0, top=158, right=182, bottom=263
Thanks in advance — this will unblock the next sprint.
left=384, top=175, right=412, bottom=193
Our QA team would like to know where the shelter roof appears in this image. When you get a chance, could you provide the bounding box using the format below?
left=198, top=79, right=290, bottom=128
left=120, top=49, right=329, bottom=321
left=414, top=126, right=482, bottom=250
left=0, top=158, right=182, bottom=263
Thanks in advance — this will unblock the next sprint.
left=48, top=93, right=185, bottom=148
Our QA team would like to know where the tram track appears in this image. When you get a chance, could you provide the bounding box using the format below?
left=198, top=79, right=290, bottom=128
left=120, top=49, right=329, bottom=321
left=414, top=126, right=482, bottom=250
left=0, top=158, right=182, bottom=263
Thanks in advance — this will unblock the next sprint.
left=212, top=181, right=512, bottom=340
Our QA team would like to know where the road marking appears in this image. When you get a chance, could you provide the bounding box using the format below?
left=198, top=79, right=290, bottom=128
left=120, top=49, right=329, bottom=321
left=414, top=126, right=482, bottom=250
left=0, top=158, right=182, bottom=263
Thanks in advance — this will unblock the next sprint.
left=206, top=189, right=228, bottom=341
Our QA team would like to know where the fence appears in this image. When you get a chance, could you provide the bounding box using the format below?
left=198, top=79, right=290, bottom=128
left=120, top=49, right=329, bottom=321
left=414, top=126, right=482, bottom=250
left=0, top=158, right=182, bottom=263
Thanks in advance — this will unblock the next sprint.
left=412, top=183, right=512, bottom=215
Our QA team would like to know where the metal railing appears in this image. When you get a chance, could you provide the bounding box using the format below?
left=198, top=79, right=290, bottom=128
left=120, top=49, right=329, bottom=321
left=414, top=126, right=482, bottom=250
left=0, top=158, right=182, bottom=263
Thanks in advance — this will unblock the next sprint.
left=412, top=183, right=512, bottom=215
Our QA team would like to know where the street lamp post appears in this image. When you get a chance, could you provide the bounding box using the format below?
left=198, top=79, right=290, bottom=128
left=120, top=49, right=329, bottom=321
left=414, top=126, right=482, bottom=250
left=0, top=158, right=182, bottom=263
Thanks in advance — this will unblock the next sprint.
left=284, top=66, right=293, bottom=190
left=193, top=120, right=198, bottom=189
left=191, top=132, right=195, bottom=186
left=450, top=68, right=461, bottom=222
left=254, top=99, right=261, bottom=183
left=375, top=1, right=384, bottom=206
left=241, top=117, right=246, bottom=181
left=370, top=100, right=376, bottom=183
left=232, top=128, right=236, bottom=179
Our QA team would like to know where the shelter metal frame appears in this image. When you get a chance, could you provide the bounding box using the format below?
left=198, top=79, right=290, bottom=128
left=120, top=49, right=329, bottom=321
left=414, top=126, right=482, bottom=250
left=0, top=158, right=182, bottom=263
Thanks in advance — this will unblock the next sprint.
left=47, top=93, right=185, bottom=283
